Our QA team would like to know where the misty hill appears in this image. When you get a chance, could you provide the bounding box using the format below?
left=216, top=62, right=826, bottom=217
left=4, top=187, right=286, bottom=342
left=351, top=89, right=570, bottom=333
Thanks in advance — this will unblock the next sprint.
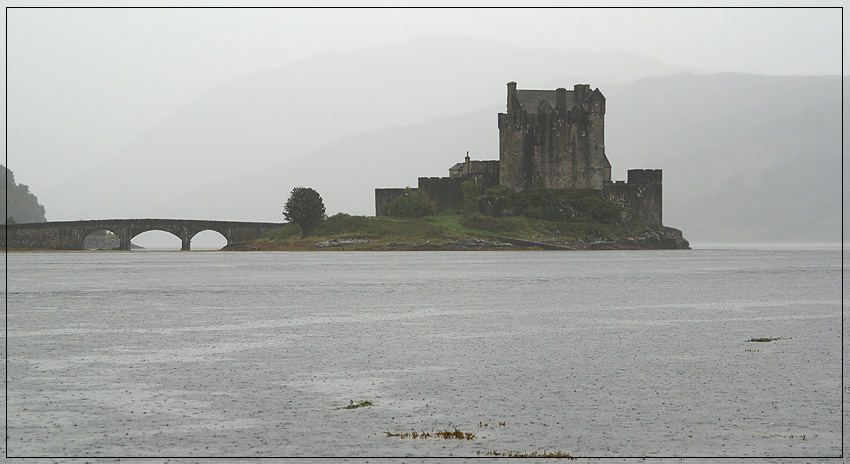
left=605, top=73, right=842, bottom=243
left=147, top=72, right=841, bottom=244
left=142, top=107, right=499, bottom=221
left=41, top=35, right=697, bottom=221
left=39, top=34, right=841, bottom=243
left=3, top=165, right=47, bottom=223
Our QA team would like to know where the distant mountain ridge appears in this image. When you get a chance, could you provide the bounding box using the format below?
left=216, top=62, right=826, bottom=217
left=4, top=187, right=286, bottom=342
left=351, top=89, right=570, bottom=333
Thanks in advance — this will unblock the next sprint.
left=37, top=34, right=842, bottom=243
left=605, top=73, right=842, bottom=242
left=146, top=73, right=841, bottom=244
left=41, top=35, right=699, bottom=222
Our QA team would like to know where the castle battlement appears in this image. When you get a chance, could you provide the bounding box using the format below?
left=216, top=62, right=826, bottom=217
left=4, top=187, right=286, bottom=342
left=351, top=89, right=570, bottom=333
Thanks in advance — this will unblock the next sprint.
left=602, top=170, right=663, bottom=227
left=376, top=82, right=664, bottom=227
left=499, top=82, right=609, bottom=191
left=627, top=169, right=662, bottom=185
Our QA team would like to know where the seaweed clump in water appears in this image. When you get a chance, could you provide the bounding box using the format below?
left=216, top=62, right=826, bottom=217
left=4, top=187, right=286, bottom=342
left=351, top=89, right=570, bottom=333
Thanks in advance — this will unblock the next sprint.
left=337, top=400, right=374, bottom=410
left=478, top=450, right=575, bottom=458
left=385, top=428, right=475, bottom=440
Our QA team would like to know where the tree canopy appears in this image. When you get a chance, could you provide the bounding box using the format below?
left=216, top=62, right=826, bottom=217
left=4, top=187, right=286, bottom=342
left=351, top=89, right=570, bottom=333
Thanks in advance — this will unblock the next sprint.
left=386, top=188, right=437, bottom=218
left=283, top=186, right=326, bottom=237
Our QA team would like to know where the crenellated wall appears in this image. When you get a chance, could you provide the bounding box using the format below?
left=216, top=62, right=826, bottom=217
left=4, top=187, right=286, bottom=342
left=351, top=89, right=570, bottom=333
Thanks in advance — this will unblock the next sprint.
left=417, top=177, right=463, bottom=211
left=603, top=169, right=662, bottom=227
left=376, top=156, right=499, bottom=215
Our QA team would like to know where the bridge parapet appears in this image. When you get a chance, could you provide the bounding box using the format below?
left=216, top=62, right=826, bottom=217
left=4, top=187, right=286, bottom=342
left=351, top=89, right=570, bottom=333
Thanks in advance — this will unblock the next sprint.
left=3, top=219, right=284, bottom=250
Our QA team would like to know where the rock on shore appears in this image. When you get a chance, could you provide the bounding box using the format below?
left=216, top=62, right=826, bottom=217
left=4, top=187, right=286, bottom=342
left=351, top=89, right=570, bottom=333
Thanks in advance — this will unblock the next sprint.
left=315, top=238, right=378, bottom=248
left=83, top=235, right=144, bottom=250
left=553, top=227, right=690, bottom=250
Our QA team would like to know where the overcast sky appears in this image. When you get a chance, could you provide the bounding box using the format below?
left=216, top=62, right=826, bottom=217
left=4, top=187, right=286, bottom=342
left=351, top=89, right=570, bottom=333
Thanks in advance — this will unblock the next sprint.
left=4, top=5, right=844, bottom=193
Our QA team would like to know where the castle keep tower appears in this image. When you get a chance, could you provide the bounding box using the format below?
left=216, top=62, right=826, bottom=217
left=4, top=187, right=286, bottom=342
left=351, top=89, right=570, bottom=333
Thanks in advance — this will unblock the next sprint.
left=376, top=81, right=664, bottom=228
left=498, top=82, right=611, bottom=191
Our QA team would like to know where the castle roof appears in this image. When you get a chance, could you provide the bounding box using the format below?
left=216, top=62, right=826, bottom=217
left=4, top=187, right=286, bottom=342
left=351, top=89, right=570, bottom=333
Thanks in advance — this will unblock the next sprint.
left=517, top=89, right=578, bottom=114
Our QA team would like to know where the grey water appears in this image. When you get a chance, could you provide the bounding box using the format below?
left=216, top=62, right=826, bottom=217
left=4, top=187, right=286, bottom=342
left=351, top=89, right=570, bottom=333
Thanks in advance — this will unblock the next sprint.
left=4, top=249, right=844, bottom=460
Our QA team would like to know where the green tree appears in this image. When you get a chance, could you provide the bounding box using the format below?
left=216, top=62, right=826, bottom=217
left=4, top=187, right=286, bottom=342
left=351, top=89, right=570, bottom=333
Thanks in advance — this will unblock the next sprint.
left=283, top=187, right=326, bottom=237
left=461, top=180, right=484, bottom=212
left=386, top=188, right=437, bottom=218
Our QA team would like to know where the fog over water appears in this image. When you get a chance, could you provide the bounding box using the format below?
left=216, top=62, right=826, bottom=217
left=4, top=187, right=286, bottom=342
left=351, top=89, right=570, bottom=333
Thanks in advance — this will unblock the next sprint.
left=4, top=6, right=844, bottom=244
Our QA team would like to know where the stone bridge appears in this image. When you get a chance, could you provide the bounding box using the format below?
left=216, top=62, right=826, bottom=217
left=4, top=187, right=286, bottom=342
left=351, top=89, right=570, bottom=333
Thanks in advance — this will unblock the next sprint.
left=2, top=219, right=284, bottom=250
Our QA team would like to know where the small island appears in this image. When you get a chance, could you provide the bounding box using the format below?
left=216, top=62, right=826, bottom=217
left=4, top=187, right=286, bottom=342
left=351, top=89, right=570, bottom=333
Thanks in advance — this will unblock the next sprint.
left=232, top=82, right=688, bottom=251
left=227, top=186, right=689, bottom=251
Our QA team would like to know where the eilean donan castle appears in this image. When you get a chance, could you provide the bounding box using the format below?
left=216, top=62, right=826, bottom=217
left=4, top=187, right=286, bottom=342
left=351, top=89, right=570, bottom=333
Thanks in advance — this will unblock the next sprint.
left=376, top=82, right=663, bottom=227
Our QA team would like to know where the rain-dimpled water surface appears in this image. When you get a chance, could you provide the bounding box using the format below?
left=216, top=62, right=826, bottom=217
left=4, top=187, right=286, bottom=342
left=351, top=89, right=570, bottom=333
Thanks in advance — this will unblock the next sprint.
left=4, top=249, right=843, bottom=460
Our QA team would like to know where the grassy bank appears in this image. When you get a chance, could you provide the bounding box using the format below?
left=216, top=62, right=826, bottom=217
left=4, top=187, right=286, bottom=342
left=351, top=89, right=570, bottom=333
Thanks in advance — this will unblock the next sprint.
left=231, top=188, right=690, bottom=251
left=230, top=211, right=673, bottom=251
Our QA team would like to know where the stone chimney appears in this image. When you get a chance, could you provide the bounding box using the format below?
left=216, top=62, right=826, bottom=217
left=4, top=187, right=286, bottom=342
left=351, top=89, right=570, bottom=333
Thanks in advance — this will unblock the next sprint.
left=507, top=81, right=518, bottom=114
left=556, top=87, right=567, bottom=115
left=574, top=84, right=590, bottom=102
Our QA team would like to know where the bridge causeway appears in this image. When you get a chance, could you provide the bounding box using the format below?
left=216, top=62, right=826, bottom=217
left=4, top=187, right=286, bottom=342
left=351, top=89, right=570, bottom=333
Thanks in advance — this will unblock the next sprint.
left=2, top=219, right=284, bottom=250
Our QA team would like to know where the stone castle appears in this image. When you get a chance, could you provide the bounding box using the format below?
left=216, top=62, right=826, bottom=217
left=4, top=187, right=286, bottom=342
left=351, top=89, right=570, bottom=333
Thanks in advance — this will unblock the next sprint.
left=376, top=82, right=663, bottom=227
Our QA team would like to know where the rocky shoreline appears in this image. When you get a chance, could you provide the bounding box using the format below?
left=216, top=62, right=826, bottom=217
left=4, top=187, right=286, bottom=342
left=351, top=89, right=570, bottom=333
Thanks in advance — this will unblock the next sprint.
left=82, top=235, right=144, bottom=250
left=226, top=226, right=689, bottom=252
left=384, top=227, right=686, bottom=251
left=551, top=226, right=690, bottom=250
left=307, top=227, right=690, bottom=251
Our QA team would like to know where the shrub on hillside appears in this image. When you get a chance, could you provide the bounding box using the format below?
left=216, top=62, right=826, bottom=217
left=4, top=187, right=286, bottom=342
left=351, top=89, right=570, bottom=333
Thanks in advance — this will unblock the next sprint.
left=484, top=184, right=513, bottom=197
left=501, top=188, right=627, bottom=224
left=461, top=180, right=484, bottom=212
left=386, top=188, right=437, bottom=218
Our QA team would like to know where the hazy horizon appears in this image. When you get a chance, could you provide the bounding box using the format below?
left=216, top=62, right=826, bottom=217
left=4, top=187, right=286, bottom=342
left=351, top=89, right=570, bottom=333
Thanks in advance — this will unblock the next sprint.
left=4, top=6, right=844, bottom=246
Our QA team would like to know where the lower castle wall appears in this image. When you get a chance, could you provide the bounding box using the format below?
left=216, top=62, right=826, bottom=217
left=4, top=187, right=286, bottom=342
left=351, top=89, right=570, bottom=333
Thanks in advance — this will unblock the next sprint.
left=603, top=169, right=662, bottom=227
left=375, top=188, right=411, bottom=217
left=378, top=167, right=663, bottom=227
left=417, top=177, right=464, bottom=211
left=376, top=173, right=493, bottom=216
left=468, top=172, right=500, bottom=190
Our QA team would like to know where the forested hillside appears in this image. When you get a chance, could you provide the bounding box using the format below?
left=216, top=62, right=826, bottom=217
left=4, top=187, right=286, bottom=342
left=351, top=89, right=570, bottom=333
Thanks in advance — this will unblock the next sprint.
left=3, top=165, right=46, bottom=223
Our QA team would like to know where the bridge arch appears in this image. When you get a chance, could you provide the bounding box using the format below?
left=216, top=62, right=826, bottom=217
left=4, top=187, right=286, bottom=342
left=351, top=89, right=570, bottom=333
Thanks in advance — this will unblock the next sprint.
left=130, top=229, right=184, bottom=250
left=189, top=229, right=228, bottom=250
left=79, top=225, right=131, bottom=251
left=82, top=228, right=120, bottom=250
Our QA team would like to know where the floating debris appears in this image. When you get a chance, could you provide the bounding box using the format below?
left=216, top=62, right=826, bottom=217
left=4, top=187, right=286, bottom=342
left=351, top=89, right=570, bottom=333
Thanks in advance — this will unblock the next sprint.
left=337, top=400, right=374, bottom=410
left=755, top=431, right=811, bottom=440
left=478, top=421, right=506, bottom=428
left=747, top=337, right=790, bottom=342
left=385, top=428, right=475, bottom=440
left=478, top=449, right=575, bottom=458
